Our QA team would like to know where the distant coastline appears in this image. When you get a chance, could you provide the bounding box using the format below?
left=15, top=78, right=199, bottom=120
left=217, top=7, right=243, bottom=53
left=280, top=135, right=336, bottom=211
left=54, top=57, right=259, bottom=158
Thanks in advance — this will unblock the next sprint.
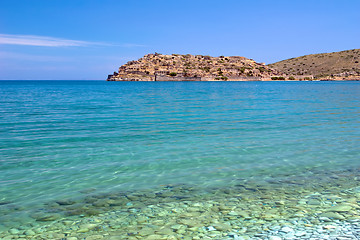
left=107, top=50, right=360, bottom=82
left=269, top=48, right=360, bottom=81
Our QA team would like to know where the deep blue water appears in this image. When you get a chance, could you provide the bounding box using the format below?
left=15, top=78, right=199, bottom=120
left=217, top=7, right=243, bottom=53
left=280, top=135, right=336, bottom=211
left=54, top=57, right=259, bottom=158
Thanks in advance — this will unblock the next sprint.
left=1, top=80, right=360, bottom=228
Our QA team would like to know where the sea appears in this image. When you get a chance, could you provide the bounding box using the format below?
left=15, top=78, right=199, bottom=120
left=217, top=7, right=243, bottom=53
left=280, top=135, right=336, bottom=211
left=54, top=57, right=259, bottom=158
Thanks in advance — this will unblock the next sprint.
left=1, top=80, right=360, bottom=238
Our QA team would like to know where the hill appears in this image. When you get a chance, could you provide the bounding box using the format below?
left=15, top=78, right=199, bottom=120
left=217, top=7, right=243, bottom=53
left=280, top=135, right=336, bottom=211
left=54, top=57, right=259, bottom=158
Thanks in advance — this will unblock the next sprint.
left=268, top=49, right=360, bottom=80
left=107, top=53, right=283, bottom=81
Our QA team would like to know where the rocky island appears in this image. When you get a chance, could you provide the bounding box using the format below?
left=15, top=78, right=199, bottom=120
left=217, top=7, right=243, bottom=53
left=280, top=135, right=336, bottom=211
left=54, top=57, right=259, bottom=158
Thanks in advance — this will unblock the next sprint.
left=107, top=53, right=284, bottom=81
left=107, top=49, right=360, bottom=81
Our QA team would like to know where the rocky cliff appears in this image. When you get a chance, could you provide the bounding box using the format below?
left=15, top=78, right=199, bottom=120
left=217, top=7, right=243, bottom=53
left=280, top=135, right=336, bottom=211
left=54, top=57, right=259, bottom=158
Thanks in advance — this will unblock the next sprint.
left=107, top=53, right=283, bottom=81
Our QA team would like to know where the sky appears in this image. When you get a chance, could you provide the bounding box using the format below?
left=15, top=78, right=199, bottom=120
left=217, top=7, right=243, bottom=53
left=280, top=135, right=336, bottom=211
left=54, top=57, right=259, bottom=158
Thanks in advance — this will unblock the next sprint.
left=0, top=0, right=359, bottom=80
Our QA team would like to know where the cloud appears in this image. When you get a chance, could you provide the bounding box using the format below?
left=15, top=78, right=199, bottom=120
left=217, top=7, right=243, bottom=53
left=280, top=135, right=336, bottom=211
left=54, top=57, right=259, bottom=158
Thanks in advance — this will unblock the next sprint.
left=0, top=34, right=146, bottom=48
left=0, top=34, right=94, bottom=47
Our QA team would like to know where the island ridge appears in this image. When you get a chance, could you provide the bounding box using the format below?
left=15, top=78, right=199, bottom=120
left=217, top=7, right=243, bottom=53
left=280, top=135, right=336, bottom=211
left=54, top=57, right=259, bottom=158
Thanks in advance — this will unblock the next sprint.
left=107, top=49, right=360, bottom=81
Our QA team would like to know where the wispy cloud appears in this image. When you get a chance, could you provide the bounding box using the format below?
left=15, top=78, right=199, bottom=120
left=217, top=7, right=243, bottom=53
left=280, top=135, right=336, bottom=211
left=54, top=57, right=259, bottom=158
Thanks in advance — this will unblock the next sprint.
left=0, top=34, right=146, bottom=48
left=0, top=34, right=93, bottom=47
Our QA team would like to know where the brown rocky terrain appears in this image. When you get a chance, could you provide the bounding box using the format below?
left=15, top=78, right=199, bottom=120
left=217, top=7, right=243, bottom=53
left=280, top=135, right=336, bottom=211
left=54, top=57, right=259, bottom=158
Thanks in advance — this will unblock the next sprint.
left=107, top=53, right=283, bottom=81
left=269, top=49, right=360, bottom=80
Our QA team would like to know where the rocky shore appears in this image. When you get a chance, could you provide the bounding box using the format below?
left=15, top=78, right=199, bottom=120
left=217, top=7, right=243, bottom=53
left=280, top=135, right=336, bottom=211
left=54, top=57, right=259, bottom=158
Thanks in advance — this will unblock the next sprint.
left=2, top=168, right=360, bottom=239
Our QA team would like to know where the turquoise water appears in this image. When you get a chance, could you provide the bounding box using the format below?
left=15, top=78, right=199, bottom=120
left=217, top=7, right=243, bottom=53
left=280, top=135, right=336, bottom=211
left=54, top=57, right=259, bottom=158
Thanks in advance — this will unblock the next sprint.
left=1, top=80, right=360, bottom=232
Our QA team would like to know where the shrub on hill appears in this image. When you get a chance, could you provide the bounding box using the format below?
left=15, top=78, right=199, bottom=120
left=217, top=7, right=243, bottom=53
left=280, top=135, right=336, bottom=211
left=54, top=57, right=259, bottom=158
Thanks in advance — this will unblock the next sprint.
left=169, top=72, right=177, bottom=76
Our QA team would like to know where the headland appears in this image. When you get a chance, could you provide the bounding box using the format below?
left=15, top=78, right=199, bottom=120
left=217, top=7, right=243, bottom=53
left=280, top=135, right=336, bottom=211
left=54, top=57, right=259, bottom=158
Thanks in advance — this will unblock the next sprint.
left=107, top=49, right=360, bottom=81
left=107, top=53, right=286, bottom=82
left=269, top=49, right=360, bottom=80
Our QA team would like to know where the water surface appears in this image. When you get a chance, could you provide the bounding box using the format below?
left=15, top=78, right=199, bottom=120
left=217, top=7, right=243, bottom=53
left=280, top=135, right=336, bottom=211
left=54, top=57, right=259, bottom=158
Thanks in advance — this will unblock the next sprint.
left=1, top=80, right=360, bottom=232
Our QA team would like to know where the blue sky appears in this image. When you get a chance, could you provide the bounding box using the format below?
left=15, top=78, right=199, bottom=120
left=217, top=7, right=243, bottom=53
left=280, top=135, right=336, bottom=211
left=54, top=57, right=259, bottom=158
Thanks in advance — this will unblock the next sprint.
left=0, top=0, right=359, bottom=80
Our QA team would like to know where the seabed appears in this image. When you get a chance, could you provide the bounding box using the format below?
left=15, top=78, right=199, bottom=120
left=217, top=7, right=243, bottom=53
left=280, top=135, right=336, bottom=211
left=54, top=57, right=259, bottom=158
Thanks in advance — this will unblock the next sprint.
left=1, top=168, right=360, bottom=240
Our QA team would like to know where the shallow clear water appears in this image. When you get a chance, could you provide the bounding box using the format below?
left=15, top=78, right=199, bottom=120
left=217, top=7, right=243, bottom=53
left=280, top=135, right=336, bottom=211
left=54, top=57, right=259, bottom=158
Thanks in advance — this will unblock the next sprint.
left=1, top=80, right=360, bottom=232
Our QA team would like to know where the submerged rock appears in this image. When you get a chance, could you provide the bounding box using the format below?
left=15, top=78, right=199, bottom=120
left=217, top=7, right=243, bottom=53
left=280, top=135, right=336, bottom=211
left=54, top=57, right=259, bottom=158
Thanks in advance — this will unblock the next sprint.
left=138, top=227, right=156, bottom=236
left=156, top=227, right=173, bottom=235
left=92, top=199, right=110, bottom=207
left=178, top=219, right=199, bottom=227
left=55, top=199, right=76, bottom=205
left=77, top=223, right=98, bottom=233
left=143, top=234, right=166, bottom=240
left=24, top=229, right=35, bottom=235
left=280, top=226, right=294, bottom=233
left=326, top=204, right=352, bottom=212
left=269, top=236, right=282, bottom=240
left=307, top=199, right=322, bottom=205
left=319, top=212, right=345, bottom=220
left=8, top=228, right=20, bottom=235
left=213, top=223, right=232, bottom=231
left=32, top=213, right=62, bottom=221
